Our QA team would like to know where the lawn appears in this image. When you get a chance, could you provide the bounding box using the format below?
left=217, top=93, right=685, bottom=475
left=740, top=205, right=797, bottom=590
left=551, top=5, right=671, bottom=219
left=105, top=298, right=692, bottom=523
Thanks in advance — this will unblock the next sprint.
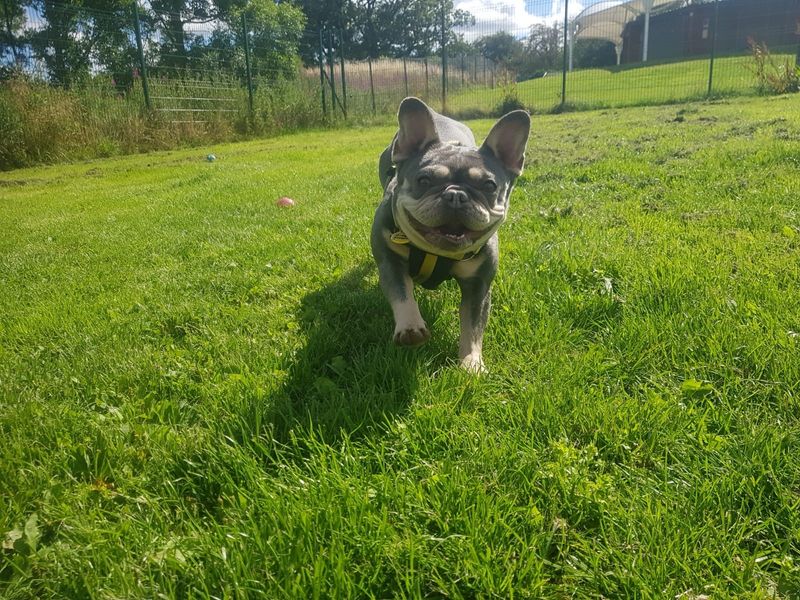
left=1, top=94, right=800, bottom=598
left=446, top=53, right=795, bottom=115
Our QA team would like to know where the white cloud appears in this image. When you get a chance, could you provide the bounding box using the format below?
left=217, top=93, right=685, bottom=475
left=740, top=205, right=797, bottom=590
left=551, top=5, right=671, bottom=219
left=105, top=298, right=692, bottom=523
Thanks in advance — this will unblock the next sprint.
left=454, top=0, right=587, bottom=41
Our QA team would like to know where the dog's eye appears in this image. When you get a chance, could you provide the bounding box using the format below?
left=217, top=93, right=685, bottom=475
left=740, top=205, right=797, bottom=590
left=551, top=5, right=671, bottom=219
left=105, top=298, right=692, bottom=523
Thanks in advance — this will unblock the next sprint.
left=417, top=175, right=431, bottom=187
left=483, top=180, right=497, bottom=193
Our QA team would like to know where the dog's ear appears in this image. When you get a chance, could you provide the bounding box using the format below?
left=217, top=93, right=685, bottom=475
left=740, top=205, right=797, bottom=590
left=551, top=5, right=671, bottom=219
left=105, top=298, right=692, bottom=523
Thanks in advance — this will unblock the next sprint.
left=480, top=110, right=530, bottom=176
left=391, top=97, right=439, bottom=163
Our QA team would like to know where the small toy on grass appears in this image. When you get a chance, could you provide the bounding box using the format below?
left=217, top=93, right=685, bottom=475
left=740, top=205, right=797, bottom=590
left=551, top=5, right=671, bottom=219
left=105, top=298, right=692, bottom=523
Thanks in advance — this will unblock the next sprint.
left=276, top=197, right=295, bottom=207
left=206, top=153, right=216, bottom=162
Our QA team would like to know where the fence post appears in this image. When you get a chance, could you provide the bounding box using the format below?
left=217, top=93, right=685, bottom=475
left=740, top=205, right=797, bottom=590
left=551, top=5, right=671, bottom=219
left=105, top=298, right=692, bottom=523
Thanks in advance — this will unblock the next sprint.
left=707, top=0, right=720, bottom=96
left=483, top=56, right=486, bottom=84
left=327, top=29, right=339, bottom=118
left=440, top=2, right=447, bottom=113
left=339, top=28, right=347, bottom=118
left=368, top=55, right=376, bottom=114
left=403, top=57, right=409, bottom=96
left=561, top=0, right=569, bottom=108
left=132, top=3, right=151, bottom=111
left=461, top=54, right=465, bottom=86
left=242, top=12, right=254, bottom=117
left=424, top=57, right=429, bottom=99
left=318, top=29, right=327, bottom=118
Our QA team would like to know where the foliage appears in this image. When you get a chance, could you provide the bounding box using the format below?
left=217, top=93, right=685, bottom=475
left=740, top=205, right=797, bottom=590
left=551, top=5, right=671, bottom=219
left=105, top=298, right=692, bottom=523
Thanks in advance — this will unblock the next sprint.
left=0, top=0, right=25, bottom=74
left=240, top=0, right=306, bottom=80
left=525, top=23, right=562, bottom=67
left=747, top=37, right=799, bottom=95
left=25, top=0, right=135, bottom=88
left=10, top=0, right=305, bottom=88
left=175, top=0, right=306, bottom=82
left=143, top=0, right=305, bottom=81
left=573, top=39, right=617, bottom=69
left=474, top=32, right=524, bottom=69
left=295, top=0, right=475, bottom=62
left=475, top=23, right=567, bottom=83
left=495, top=81, right=525, bottom=115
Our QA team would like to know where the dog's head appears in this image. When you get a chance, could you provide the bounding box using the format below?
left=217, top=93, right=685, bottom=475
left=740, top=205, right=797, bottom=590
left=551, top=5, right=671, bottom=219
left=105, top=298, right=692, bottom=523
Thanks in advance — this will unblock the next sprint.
left=390, top=97, right=530, bottom=257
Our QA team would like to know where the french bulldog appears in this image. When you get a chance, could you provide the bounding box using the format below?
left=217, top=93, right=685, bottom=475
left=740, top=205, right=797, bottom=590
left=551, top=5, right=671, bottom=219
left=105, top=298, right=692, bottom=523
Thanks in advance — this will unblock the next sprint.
left=370, top=97, right=530, bottom=372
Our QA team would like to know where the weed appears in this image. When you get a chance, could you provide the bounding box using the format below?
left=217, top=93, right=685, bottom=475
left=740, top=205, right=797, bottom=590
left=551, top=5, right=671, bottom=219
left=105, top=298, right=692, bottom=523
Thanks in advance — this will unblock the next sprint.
left=747, top=38, right=800, bottom=95
left=495, top=81, right=527, bottom=116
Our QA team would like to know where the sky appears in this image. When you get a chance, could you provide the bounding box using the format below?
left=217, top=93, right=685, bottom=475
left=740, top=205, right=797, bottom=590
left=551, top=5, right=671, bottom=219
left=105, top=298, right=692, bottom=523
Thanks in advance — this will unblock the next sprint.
left=454, top=0, right=609, bottom=40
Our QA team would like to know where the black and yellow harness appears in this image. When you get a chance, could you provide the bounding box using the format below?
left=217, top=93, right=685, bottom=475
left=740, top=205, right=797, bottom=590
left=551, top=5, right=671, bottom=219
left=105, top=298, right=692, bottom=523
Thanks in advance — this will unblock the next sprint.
left=390, top=230, right=476, bottom=290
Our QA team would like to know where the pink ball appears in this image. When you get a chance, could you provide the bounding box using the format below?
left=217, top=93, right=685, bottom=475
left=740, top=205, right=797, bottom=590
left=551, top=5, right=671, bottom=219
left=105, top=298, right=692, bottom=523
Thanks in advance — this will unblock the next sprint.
left=276, top=197, right=295, bottom=207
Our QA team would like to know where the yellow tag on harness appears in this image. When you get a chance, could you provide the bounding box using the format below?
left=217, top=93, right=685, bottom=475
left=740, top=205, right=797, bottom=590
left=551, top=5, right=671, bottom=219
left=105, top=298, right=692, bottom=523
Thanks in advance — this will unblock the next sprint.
left=390, top=231, right=410, bottom=245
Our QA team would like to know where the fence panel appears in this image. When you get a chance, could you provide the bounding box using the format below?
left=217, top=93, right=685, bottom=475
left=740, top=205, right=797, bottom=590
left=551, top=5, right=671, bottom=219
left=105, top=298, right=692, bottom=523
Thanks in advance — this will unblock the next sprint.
left=1, top=0, right=799, bottom=162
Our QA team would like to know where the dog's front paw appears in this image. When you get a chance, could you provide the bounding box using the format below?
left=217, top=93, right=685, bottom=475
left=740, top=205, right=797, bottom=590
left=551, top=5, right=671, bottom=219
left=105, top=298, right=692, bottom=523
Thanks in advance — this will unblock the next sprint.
left=460, top=353, right=486, bottom=374
left=394, top=324, right=430, bottom=347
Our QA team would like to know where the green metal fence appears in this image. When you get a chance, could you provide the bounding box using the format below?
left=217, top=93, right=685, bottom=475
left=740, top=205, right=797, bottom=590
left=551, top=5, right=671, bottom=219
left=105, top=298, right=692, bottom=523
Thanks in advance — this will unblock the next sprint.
left=1, top=0, right=798, bottom=167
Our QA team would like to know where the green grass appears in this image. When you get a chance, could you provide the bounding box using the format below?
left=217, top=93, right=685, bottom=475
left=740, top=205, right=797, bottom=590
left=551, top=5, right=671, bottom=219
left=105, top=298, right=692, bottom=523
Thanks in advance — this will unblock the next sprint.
left=2, top=94, right=800, bottom=598
left=448, top=53, right=795, bottom=115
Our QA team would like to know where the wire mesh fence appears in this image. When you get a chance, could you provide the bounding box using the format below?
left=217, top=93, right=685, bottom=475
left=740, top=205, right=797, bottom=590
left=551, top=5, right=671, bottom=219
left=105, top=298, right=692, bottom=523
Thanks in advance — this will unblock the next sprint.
left=1, top=0, right=799, bottom=167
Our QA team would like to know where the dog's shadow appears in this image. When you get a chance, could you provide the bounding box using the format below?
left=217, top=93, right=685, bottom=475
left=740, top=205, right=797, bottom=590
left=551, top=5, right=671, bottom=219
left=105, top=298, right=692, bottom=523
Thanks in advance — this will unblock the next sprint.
left=268, top=262, right=435, bottom=445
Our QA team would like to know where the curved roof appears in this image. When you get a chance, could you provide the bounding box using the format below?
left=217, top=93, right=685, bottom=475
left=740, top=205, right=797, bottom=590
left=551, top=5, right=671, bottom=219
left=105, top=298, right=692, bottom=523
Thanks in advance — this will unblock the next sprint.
left=573, top=0, right=687, bottom=45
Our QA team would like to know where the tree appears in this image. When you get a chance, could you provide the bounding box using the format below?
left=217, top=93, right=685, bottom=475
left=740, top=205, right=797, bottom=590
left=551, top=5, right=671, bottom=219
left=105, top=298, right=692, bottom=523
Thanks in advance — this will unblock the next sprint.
left=238, top=0, right=305, bottom=80
left=573, top=39, right=616, bottom=69
left=525, top=22, right=562, bottom=70
left=294, top=0, right=475, bottom=63
left=26, top=0, right=133, bottom=87
left=146, top=0, right=304, bottom=80
left=293, top=0, right=343, bottom=64
left=385, top=0, right=473, bottom=57
left=474, top=32, right=523, bottom=68
left=148, top=0, right=231, bottom=68
left=1, top=0, right=25, bottom=72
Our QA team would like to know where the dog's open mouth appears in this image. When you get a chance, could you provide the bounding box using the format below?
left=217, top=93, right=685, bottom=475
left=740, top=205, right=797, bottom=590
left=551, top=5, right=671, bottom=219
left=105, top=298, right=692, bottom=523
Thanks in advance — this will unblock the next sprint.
left=405, top=210, right=488, bottom=247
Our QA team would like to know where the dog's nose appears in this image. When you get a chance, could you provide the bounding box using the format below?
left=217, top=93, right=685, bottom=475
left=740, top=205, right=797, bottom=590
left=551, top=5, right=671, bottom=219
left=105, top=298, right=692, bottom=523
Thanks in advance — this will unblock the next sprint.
left=442, top=188, right=469, bottom=208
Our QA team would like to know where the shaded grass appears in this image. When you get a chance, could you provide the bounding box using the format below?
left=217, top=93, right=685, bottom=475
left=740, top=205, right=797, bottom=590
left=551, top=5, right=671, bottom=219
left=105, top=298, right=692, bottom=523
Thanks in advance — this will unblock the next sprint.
left=1, top=95, right=800, bottom=598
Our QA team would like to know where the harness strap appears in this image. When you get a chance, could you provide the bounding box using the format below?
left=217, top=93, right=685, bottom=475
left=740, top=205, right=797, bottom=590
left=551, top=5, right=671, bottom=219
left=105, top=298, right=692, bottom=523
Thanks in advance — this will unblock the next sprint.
left=408, top=246, right=456, bottom=289
left=390, top=230, right=460, bottom=289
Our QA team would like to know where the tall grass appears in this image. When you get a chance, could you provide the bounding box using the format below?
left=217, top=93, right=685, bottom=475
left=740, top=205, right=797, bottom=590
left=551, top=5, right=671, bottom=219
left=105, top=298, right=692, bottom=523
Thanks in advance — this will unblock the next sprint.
left=0, top=74, right=325, bottom=171
left=303, top=55, right=505, bottom=116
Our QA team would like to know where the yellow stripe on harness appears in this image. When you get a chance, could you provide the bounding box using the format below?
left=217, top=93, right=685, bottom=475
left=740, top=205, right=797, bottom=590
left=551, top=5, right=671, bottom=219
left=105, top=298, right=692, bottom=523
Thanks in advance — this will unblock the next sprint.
left=390, top=228, right=465, bottom=289
left=414, top=253, right=438, bottom=284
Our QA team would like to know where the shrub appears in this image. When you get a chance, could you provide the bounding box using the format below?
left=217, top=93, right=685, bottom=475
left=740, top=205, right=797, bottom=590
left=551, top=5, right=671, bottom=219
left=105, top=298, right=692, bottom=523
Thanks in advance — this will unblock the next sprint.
left=495, top=82, right=527, bottom=116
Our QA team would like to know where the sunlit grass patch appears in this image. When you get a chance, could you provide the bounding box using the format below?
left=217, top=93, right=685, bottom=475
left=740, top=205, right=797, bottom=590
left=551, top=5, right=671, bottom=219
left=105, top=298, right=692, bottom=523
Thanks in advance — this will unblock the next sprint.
left=1, top=94, right=800, bottom=598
